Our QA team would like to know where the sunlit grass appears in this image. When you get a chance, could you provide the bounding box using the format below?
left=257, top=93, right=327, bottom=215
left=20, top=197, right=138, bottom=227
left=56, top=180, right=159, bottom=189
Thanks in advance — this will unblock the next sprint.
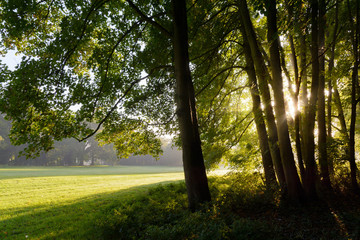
left=0, top=166, right=184, bottom=240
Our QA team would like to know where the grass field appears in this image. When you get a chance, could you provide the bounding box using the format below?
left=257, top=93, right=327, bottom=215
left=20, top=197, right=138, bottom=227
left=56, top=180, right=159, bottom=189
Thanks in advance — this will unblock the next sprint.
left=0, top=166, right=184, bottom=240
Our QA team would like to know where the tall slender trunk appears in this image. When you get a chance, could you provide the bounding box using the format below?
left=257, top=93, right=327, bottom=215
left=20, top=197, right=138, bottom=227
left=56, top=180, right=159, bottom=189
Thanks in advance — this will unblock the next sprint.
left=265, top=0, right=305, bottom=201
left=289, top=36, right=304, bottom=182
left=349, top=61, right=359, bottom=192
left=347, top=0, right=360, bottom=193
left=241, top=25, right=278, bottom=189
left=285, top=0, right=305, bottom=180
left=333, top=87, right=350, bottom=140
left=238, top=0, right=286, bottom=191
left=333, top=84, right=351, bottom=182
left=318, top=0, right=331, bottom=189
left=172, top=0, right=211, bottom=211
left=303, top=0, right=319, bottom=200
left=299, top=21, right=308, bottom=182
left=327, top=0, right=339, bottom=177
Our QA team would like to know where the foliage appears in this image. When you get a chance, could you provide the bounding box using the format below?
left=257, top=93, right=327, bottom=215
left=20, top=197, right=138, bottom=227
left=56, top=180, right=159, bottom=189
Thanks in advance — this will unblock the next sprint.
left=0, top=0, right=174, bottom=158
left=98, top=172, right=360, bottom=240
left=97, top=174, right=276, bottom=240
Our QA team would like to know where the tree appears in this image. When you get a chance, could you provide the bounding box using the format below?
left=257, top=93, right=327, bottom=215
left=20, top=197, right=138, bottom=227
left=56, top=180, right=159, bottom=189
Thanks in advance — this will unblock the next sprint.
left=347, top=0, right=360, bottom=192
left=241, top=23, right=277, bottom=189
left=318, top=0, right=332, bottom=189
left=265, top=0, right=305, bottom=201
left=172, top=0, right=211, bottom=210
left=238, top=0, right=286, bottom=191
left=0, top=0, right=210, bottom=210
left=303, top=0, right=320, bottom=200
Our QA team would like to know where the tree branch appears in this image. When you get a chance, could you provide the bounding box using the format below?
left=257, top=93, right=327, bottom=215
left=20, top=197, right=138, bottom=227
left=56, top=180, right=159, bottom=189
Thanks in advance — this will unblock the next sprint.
left=75, top=77, right=143, bottom=142
left=91, top=21, right=142, bottom=116
left=126, top=0, right=172, bottom=38
left=195, top=64, right=245, bottom=97
left=76, top=63, right=173, bottom=142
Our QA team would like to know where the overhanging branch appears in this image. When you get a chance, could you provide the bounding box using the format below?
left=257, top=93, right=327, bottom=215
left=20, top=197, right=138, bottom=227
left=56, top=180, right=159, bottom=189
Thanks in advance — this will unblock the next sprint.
left=75, top=77, right=143, bottom=142
left=195, top=64, right=245, bottom=97
left=126, top=0, right=172, bottom=38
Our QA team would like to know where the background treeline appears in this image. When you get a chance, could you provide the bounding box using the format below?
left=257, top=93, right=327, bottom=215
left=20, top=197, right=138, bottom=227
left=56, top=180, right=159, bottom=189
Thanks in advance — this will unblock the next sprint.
left=0, top=115, right=182, bottom=166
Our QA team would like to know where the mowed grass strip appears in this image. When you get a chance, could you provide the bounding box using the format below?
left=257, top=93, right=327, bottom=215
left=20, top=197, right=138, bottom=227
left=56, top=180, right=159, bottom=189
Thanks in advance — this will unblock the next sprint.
left=0, top=166, right=184, bottom=240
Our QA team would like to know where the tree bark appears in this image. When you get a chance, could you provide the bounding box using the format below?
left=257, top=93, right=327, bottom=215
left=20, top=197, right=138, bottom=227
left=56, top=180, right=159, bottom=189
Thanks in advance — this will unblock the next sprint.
left=285, top=0, right=305, bottom=180
left=299, top=12, right=308, bottom=182
left=241, top=25, right=278, bottom=189
left=303, top=0, right=319, bottom=200
left=172, top=0, right=211, bottom=211
left=265, top=0, right=305, bottom=202
left=238, top=0, right=286, bottom=191
left=327, top=0, right=339, bottom=177
left=318, top=0, right=332, bottom=189
left=333, top=87, right=350, bottom=140
left=347, top=0, right=360, bottom=193
left=289, top=36, right=305, bottom=183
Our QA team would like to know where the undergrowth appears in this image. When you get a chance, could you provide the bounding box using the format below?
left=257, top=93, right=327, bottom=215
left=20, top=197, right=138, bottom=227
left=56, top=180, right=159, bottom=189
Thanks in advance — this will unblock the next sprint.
left=98, top=172, right=360, bottom=240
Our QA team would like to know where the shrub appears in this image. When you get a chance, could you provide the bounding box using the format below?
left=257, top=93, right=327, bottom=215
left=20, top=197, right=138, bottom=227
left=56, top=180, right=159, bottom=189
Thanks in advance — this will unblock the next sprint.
left=96, top=173, right=278, bottom=240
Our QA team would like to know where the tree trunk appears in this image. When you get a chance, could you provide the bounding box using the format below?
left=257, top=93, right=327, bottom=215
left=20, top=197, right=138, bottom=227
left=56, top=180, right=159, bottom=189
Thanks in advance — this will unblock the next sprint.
left=318, top=0, right=331, bottom=189
left=299, top=17, right=308, bottom=183
left=303, top=0, right=319, bottom=200
left=265, top=0, right=305, bottom=202
left=347, top=0, right=360, bottom=193
left=289, top=36, right=305, bottom=183
left=333, top=87, right=350, bottom=141
left=285, top=0, right=305, bottom=181
left=349, top=65, right=359, bottom=192
left=172, top=0, right=211, bottom=211
left=238, top=0, right=286, bottom=191
left=327, top=0, right=339, bottom=177
left=241, top=25, right=278, bottom=189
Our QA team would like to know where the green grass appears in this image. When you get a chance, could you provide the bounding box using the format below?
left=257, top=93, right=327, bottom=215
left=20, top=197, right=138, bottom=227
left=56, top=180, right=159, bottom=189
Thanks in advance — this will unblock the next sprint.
left=0, top=166, right=184, bottom=240
left=3, top=166, right=359, bottom=240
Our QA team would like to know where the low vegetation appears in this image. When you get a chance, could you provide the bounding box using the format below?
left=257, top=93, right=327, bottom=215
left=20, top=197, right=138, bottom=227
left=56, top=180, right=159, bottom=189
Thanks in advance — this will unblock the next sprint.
left=2, top=166, right=360, bottom=240
left=100, top=173, right=360, bottom=240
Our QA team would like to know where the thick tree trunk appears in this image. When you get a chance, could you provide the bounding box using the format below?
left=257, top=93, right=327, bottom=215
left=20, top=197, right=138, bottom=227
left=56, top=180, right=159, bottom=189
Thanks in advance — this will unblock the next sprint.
left=241, top=26, right=278, bottom=189
left=318, top=0, right=331, bottom=189
left=238, top=0, right=286, bottom=191
left=172, top=0, right=211, bottom=211
left=303, top=0, right=319, bottom=200
left=265, top=0, right=305, bottom=202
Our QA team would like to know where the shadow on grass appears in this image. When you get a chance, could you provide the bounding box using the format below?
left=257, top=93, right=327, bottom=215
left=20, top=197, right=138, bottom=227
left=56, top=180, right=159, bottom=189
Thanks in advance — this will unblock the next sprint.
left=2, top=174, right=360, bottom=240
left=0, top=180, right=184, bottom=240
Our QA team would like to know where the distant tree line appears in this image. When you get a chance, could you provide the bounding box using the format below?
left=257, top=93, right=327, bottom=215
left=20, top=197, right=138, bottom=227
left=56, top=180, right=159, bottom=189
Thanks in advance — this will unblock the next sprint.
left=0, top=115, right=181, bottom=166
